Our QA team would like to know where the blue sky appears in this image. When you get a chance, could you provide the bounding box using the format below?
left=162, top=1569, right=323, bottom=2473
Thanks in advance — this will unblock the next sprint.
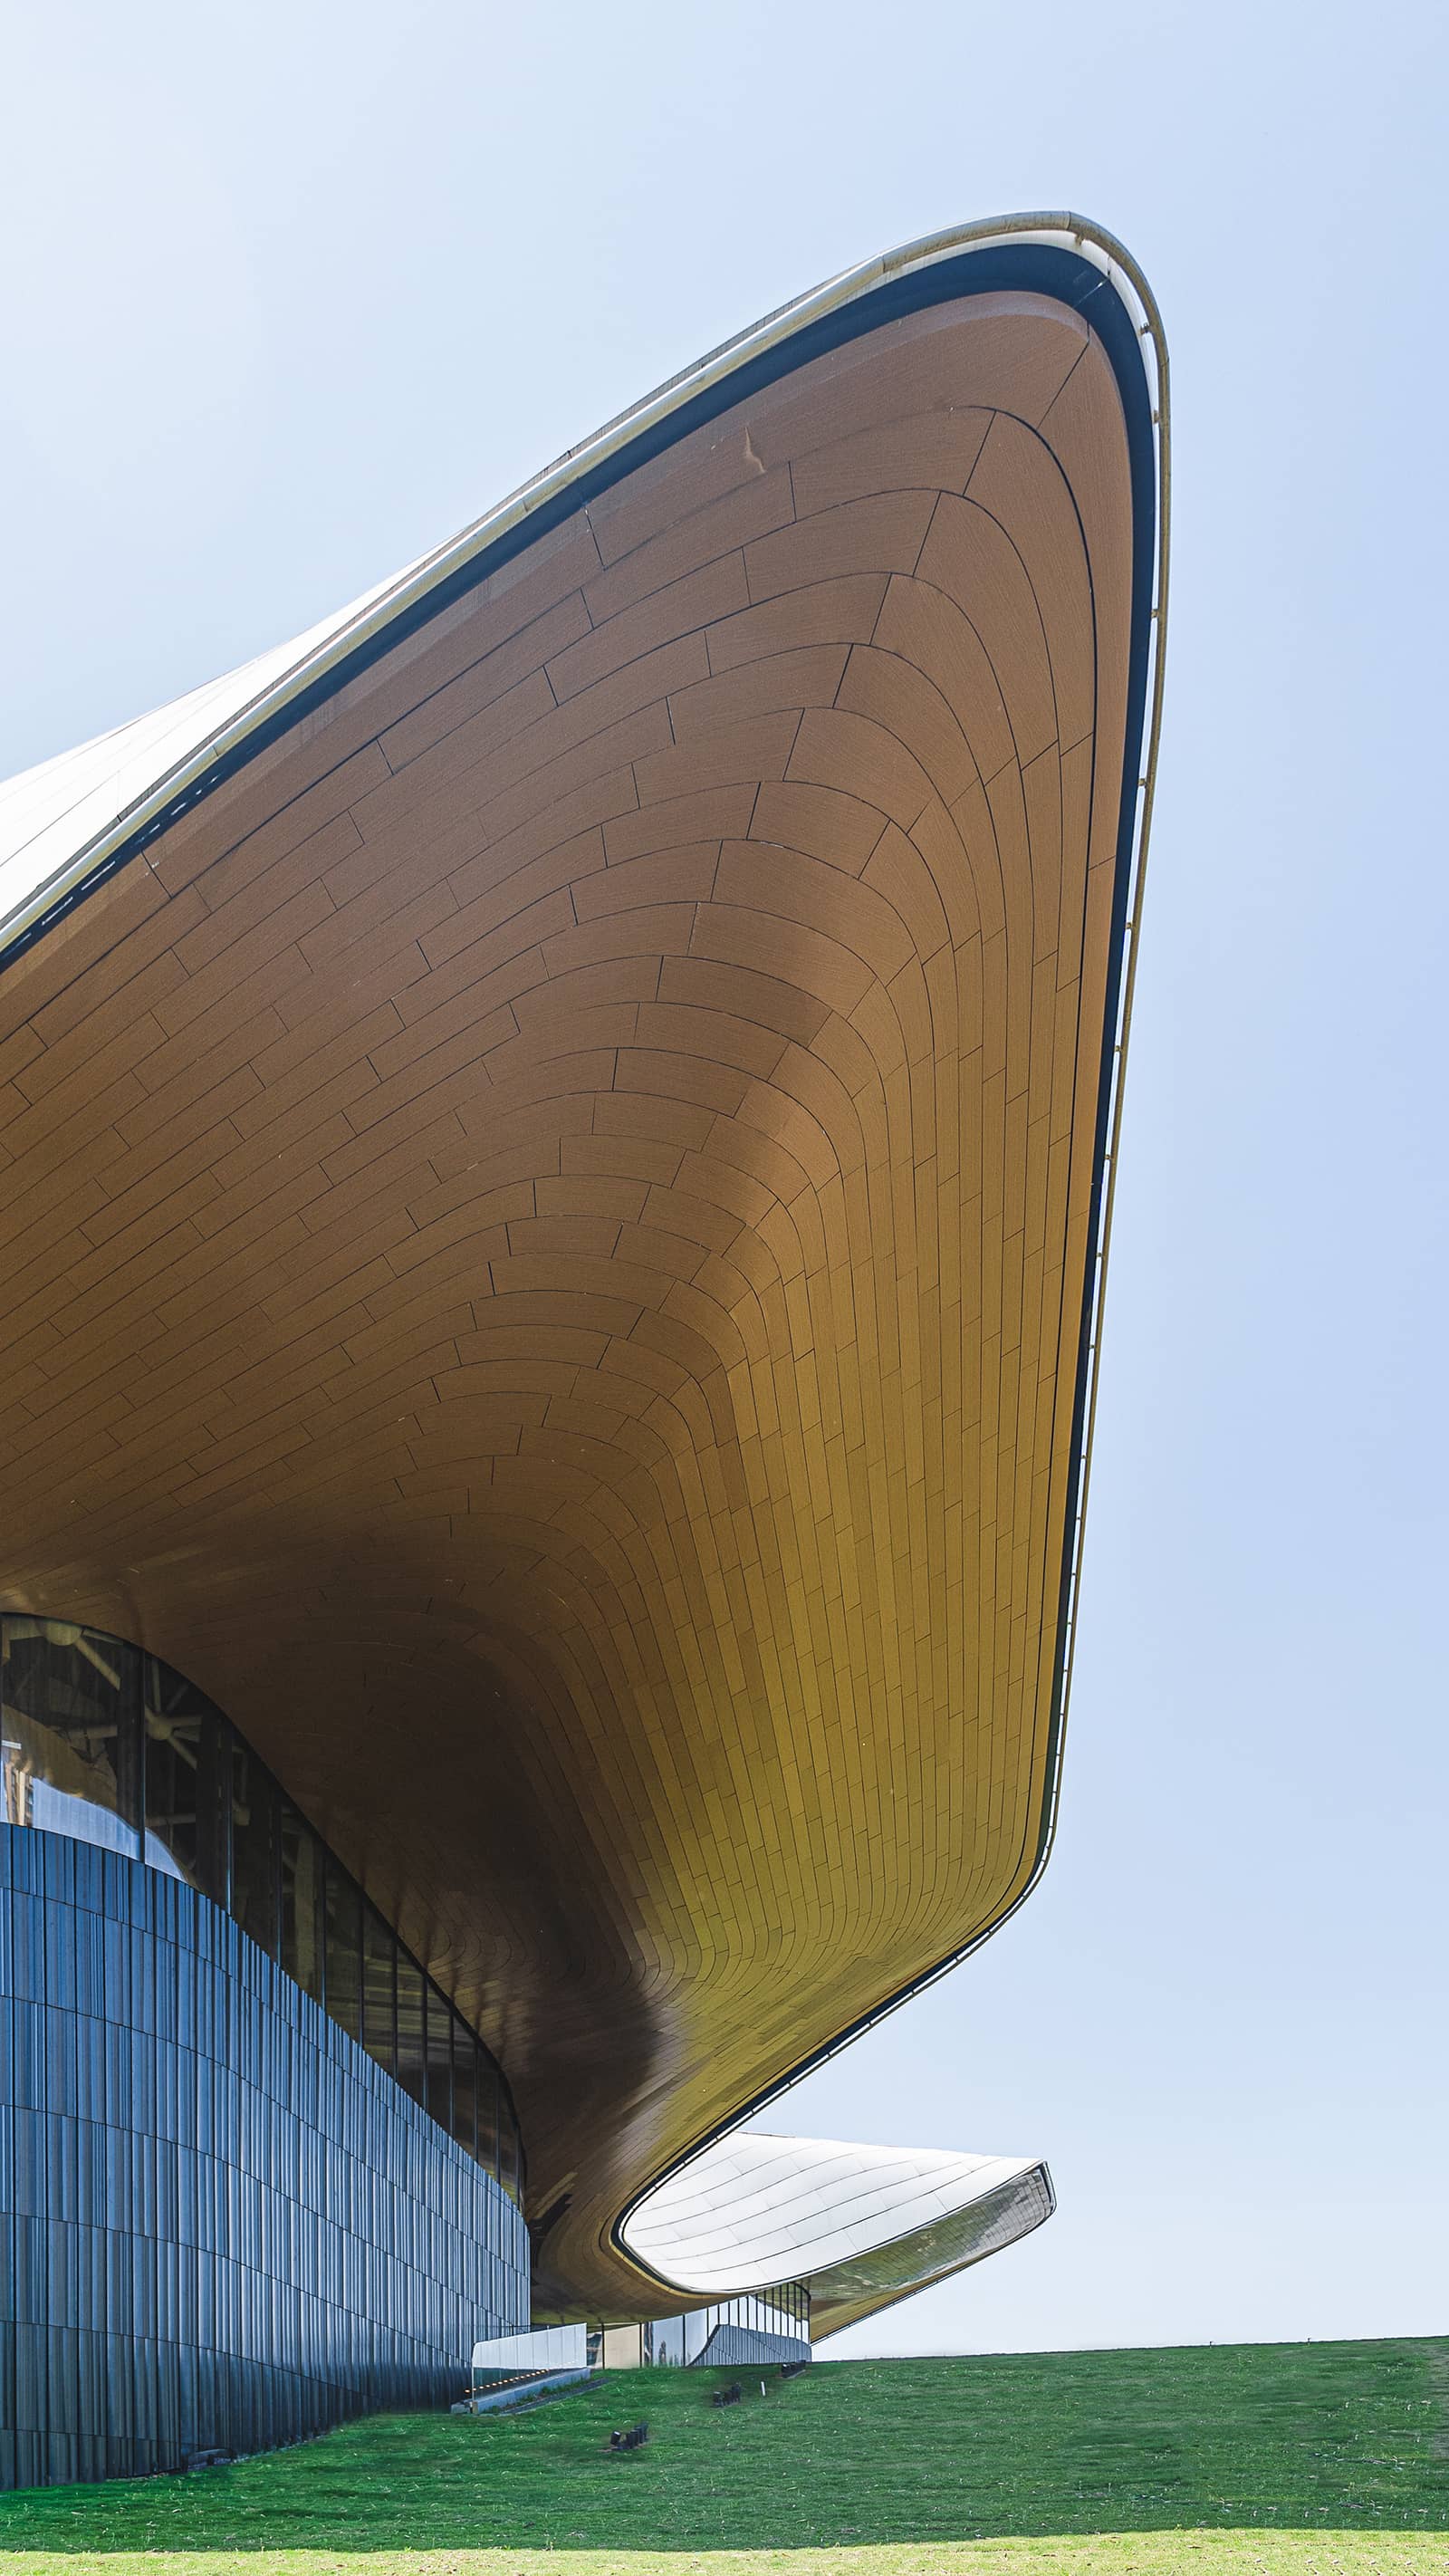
left=3, top=0, right=1444, bottom=2353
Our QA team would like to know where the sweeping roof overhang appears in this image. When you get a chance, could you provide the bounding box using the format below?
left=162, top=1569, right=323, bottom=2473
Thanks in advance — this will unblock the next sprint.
left=0, top=217, right=1166, bottom=2320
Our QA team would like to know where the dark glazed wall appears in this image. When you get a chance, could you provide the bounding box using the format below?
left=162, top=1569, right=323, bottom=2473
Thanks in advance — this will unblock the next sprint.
left=0, top=1829, right=528, bottom=2489
left=0, top=1617, right=526, bottom=2206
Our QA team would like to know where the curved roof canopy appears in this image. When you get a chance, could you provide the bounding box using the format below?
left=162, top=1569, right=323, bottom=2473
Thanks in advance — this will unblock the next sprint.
left=622, top=2129, right=1054, bottom=2338
left=0, top=217, right=1165, bottom=2319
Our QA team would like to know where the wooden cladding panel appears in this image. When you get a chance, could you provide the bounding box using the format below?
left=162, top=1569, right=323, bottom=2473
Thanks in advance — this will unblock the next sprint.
left=0, top=290, right=1134, bottom=2317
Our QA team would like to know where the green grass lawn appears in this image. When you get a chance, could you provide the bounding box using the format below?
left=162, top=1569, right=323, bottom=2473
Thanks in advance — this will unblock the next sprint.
left=0, top=2337, right=1444, bottom=2575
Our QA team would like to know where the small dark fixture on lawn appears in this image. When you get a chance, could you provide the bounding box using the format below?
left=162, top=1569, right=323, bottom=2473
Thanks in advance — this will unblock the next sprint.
left=711, top=2381, right=743, bottom=2408
left=185, top=2448, right=235, bottom=2472
left=609, top=2421, right=649, bottom=2451
left=780, top=2358, right=809, bottom=2379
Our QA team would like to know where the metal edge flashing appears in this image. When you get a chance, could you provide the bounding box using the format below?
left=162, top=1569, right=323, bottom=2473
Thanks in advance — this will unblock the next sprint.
left=0, top=215, right=1167, bottom=2301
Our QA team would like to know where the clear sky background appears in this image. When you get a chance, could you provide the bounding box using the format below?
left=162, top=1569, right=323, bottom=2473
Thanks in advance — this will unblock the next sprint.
left=3, top=0, right=1444, bottom=2356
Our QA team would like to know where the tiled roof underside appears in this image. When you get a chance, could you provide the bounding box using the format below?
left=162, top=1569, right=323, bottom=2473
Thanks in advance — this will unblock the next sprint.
left=0, top=285, right=1134, bottom=2316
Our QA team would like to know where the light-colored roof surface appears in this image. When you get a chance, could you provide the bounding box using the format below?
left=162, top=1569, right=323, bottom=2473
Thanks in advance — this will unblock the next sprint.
left=622, top=2129, right=1053, bottom=2335
left=0, top=598, right=382, bottom=938
left=624, top=2128, right=1040, bottom=2292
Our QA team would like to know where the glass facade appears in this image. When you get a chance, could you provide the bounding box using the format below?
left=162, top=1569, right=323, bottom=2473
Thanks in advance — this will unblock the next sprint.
left=0, top=1615, right=524, bottom=2202
left=591, top=2283, right=811, bottom=2369
left=646, top=2283, right=811, bottom=2366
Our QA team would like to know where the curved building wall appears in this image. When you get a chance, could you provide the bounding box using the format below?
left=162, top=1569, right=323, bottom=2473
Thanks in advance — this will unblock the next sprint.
left=0, top=1827, right=528, bottom=2489
left=0, top=1617, right=526, bottom=2204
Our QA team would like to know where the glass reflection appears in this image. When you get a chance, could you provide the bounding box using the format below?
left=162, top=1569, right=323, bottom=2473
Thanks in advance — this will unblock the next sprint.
left=231, top=1743, right=278, bottom=1958
left=426, top=1993, right=452, bottom=2134
left=395, top=1949, right=426, bottom=2106
left=143, top=1656, right=227, bottom=1890
left=1, top=1618, right=139, bottom=1853
left=281, top=1800, right=324, bottom=2002
left=476, top=2051, right=499, bottom=2183
left=324, top=1862, right=363, bottom=2043
left=361, top=1905, right=397, bottom=2081
left=451, top=2021, right=477, bottom=2160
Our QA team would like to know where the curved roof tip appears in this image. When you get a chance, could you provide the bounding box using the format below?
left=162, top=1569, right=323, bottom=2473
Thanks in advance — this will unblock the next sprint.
left=0, top=211, right=1166, bottom=966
